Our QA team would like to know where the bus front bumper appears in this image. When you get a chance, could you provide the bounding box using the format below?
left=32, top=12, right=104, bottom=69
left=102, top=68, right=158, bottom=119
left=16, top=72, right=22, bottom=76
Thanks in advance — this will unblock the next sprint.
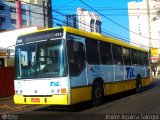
left=14, top=94, right=68, bottom=105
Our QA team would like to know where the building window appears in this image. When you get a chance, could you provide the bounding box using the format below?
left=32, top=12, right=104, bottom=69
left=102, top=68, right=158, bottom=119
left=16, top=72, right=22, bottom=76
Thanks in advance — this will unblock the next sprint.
left=10, top=7, right=26, bottom=15
left=0, top=5, right=5, bottom=10
left=21, top=9, right=26, bottom=15
left=22, top=20, right=27, bottom=26
left=90, top=19, right=94, bottom=32
left=10, top=6, right=16, bottom=13
left=95, top=21, right=101, bottom=33
left=0, top=17, right=6, bottom=23
left=11, top=19, right=16, bottom=24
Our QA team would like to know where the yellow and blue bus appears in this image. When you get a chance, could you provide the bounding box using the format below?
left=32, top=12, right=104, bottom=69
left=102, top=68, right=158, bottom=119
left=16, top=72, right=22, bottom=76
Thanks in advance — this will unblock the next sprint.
left=14, top=26, right=152, bottom=106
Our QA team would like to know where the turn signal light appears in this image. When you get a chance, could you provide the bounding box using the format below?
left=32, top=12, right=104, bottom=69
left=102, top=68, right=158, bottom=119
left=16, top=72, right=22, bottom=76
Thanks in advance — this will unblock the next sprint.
left=61, top=88, right=67, bottom=93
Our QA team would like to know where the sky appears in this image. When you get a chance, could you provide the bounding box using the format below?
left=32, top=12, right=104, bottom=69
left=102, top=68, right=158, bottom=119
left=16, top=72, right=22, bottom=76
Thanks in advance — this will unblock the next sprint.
left=52, top=0, right=140, bottom=43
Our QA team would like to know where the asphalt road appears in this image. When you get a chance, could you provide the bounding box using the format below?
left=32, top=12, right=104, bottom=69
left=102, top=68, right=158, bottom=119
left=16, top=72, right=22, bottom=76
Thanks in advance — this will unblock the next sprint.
left=1, top=78, right=160, bottom=120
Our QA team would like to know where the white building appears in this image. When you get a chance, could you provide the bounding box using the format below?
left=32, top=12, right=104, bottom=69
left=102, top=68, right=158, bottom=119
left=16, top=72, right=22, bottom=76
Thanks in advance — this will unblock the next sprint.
left=77, top=8, right=102, bottom=33
left=0, top=0, right=44, bottom=31
left=151, top=19, right=160, bottom=48
left=128, top=0, right=160, bottom=51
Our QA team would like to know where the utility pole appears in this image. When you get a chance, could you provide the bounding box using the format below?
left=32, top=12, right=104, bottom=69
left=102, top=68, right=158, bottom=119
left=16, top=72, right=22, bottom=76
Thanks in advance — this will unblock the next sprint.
left=146, top=0, right=152, bottom=49
left=66, top=14, right=77, bottom=28
left=16, top=0, right=22, bottom=29
left=43, top=0, right=53, bottom=28
left=26, top=0, right=31, bottom=26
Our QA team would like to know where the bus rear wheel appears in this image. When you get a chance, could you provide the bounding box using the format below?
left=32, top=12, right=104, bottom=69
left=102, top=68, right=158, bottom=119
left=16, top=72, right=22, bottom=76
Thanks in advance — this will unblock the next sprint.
left=136, top=76, right=142, bottom=93
left=92, top=81, right=104, bottom=107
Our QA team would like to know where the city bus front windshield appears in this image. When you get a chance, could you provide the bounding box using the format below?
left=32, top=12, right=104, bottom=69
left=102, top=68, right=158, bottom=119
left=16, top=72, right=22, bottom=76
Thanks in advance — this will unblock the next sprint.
left=15, top=39, right=67, bottom=79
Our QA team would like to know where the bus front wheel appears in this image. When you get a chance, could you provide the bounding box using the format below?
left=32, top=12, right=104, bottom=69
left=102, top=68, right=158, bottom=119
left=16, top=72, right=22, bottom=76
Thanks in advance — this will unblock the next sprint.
left=92, top=80, right=104, bottom=107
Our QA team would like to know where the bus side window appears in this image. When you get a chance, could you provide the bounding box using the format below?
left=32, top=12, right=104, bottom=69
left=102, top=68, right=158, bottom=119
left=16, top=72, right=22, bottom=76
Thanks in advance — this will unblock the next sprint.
left=99, top=41, right=113, bottom=65
left=112, top=44, right=123, bottom=65
left=122, top=47, right=131, bottom=65
left=67, top=40, right=85, bottom=76
left=21, top=51, right=28, bottom=66
left=131, top=49, right=139, bottom=65
left=86, top=39, right=100, bottom=64
left=139, top=51, right=145, bottom=66
left=144, top=52, right=149, bottom=65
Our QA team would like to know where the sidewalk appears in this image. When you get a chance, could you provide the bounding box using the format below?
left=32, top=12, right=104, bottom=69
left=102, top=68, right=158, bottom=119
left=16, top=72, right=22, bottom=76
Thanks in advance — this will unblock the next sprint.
left=153, top=76, right=160, bottom=79
left=0, top=96, right=13, bottom=101
left=0, top=97, right=48, bottom=115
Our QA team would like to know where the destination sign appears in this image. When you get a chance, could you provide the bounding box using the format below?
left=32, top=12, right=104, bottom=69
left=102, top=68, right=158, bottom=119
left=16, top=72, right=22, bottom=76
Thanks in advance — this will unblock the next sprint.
left=16, top=28, right=63, bottom=45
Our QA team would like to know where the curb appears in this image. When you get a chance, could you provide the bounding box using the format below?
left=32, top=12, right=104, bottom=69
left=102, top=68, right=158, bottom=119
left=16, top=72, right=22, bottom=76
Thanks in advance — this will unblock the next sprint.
left=0, top=96, right=13, bottom=101
left=153, top=76, right=160, bottom=79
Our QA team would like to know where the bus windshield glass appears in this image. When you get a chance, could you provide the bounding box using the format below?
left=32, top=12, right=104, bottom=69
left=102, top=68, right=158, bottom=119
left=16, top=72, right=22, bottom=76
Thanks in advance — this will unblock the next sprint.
left=15, top=39, right=67, bottom=79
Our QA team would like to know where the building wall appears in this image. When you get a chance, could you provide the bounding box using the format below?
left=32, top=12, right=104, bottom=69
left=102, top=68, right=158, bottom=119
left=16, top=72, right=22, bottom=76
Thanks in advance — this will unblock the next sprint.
left=0, top=0, right=15, bottom=30
left=151, top=19, right=160, bottom=48
left=128, top=0, right=160, bottom=51
left=21, top=0, right=43, bottom=5
left=5, top=0, right=43, bottom=5
left=128, top=0, right=150, bottom=49
left=0, top=0, right=44, bottom=31
left=77, top=8, right=102, bottom=33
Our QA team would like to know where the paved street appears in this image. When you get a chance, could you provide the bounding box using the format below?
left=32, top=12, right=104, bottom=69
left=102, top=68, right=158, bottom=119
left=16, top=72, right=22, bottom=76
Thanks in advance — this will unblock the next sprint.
left=1, top=78, right=160, bottom=120
left=0, top=97, right=48, bottom=115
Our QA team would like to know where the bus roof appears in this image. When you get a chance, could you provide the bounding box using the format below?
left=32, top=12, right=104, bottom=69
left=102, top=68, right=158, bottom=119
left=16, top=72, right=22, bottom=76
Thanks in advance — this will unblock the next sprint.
left=19, top=26, right=148, bottom=52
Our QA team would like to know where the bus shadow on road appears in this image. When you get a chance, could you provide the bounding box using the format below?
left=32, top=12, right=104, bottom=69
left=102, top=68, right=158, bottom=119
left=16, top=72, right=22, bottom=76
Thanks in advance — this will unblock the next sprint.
left=103, top=82, right=156, bottom=104
left=34, top=83, right=156, bottom=113
left=142, top=82, right=157, bottom=91
left=34, top=101, right=93, bottom=112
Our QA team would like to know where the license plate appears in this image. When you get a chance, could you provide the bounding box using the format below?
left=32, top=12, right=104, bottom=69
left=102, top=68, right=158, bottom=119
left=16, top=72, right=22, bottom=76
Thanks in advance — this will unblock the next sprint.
left=31, top=98, right=40, bottom=102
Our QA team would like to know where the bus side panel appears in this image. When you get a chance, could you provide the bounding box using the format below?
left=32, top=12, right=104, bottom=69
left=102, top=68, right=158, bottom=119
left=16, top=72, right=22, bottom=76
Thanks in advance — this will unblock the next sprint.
left=105, top=80, right=136, bottom=96
left=125, top=66, right=136, bottom=80
left=145, top=66, right=151, bottom=78
left=87, top=65, right=115, bottom=84
left=115, top=66, right=125, bottom=81
left=134, top=66, right=145, bottom=78
left=142, top=77, right=152, bottom=87
left=102, top=65, right=115, bottom=83
left=105, top=77, right=152, bottom=96
left=71, top=86, right=92, bottom=104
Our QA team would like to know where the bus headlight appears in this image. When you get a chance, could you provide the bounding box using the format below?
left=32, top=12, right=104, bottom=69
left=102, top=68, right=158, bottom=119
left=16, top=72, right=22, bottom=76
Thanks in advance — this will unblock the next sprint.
left=15, top=90, right=23, bottom=95
left=20, top=90, right=23, bottom=94
left=57, top=89, right=61, bottom=94
left=15, top=90, right=19, bottom=94
left=51, top=89, right=54, bottom=94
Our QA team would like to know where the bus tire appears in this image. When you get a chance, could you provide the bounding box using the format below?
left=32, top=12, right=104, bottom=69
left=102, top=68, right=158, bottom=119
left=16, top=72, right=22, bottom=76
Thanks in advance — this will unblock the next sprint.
left=92, top=80, right=104, bottom=107
left=136, top=76, right=142, bottom=93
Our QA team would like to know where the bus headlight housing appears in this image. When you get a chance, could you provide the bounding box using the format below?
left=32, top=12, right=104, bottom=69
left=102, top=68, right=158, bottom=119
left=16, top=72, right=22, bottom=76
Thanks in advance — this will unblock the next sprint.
left=15, top=90, right=23, bottom=95
left=15, top=90, right=19, bottom=94
left=51, top=89, right=54, bottom=94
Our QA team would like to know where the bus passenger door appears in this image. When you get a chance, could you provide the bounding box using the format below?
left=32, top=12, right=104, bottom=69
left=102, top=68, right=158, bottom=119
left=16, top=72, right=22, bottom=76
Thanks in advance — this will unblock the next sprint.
left=67, top=35, right=87, bottom=87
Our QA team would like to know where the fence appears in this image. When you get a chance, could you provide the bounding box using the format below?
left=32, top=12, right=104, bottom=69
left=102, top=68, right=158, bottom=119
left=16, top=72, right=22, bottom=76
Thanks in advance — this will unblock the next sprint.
left=0, top=67, right=14, bottom=97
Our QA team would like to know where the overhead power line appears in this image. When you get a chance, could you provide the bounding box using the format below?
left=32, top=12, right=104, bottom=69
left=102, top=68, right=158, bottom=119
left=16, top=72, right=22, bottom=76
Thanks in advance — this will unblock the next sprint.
left=1, top=0, right=152, bottom=48
left=54, top=0, right=77, bottom=10
left=78, top=0, right=160, bottom=41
